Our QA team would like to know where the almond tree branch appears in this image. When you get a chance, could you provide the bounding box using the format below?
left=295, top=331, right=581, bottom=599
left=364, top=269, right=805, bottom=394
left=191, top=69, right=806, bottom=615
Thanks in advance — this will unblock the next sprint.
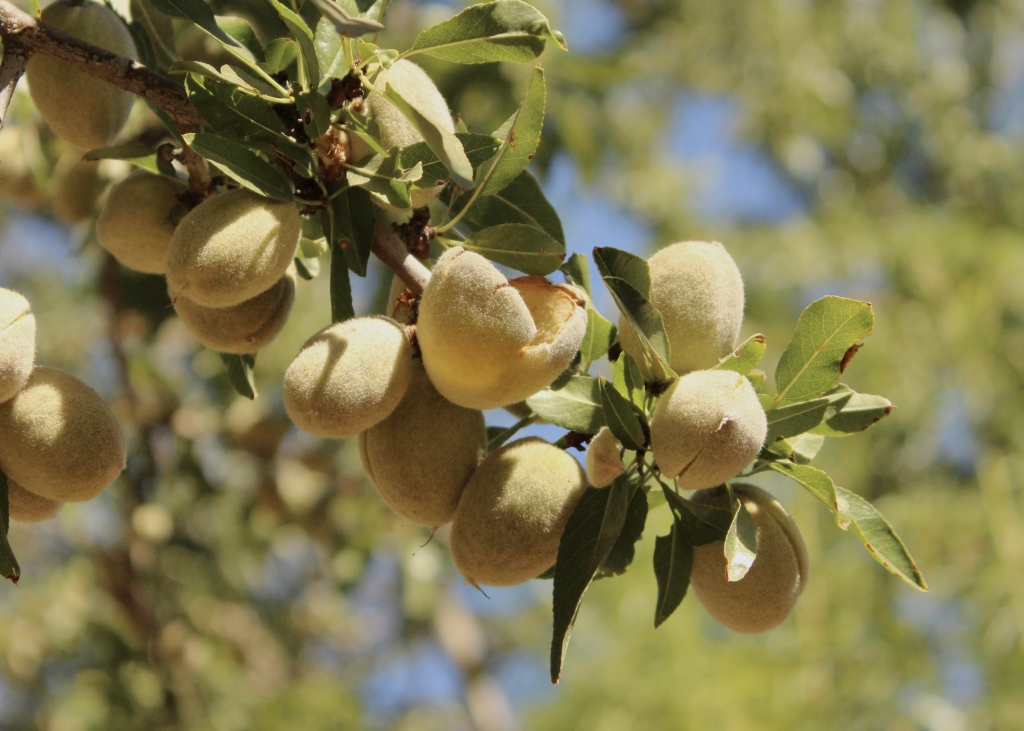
left=372, top=220, right=431, bottom=295
left=0, top=46, right=26, bottom=132
left=0, top=0, right=433, bottom=293
left=0, top=0, right=203, bottom=132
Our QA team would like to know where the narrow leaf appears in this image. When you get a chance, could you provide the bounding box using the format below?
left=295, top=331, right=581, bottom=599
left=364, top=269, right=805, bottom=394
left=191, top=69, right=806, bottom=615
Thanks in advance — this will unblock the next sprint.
left=765, top=460, right=851, bottom=529
left=597, top=487, right=648, bottom=578
left=837, top=486, right=928, bottom=591
left=578, top=308, right=615, bottom=367
left=0, top=471, right=20, bottom=584
left=183, top=133, right=295, bottom=201
left=328, top=187, right=375, bottom=277
left=653, top=525, right=692, bottom=627
left=613, top=351, right=646, bottom=412
left=525, top=375, right=604, bottom=434
left=82, top=145, right=175, bottom=176
left=148, top=0, right=240, bottom=49
left=221, top=353, right=257, bottom=399
left=311, top=0, right=385, bottom=37
left=561, top=252, right=590, bottom=295
left=811, top=391, right=894, bottom=436
left=661, top=486, right=731, bottom=545
left=408, top=0, right=566, bottom=64
left=454, top=169, right=565, bottom=244
left=551, top=478, right=632, bottom=683
left=715, top=334, right=766, bottom=375
left=383, top=84, right=474, bottom=189
left=473, top=66, right=545, bottom=197
left=402, top=133, right=500, bottom=190
left=330, top=243, right=356, bottom=322
left=592, top=246, right=652, bottom=298
left=724, top=499, right=757, bottom=582
left=773, top=296, right=874, bottom=406
left=268, top=0, right=320, bottom=90
left=764, top=388, right=852, bottom=443
left=599, top=379, right=645, bottom=451
left=456, top=223, right=565, bottom=275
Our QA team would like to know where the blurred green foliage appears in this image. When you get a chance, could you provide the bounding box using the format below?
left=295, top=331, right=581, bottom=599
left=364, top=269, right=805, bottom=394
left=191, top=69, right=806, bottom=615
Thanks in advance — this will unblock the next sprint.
left=0, top=0, right=1022, bottom=729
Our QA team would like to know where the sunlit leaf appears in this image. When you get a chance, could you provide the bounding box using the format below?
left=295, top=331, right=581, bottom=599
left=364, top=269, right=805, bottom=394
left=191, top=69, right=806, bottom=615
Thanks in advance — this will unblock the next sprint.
left=838, top=487, right=928, bottom=591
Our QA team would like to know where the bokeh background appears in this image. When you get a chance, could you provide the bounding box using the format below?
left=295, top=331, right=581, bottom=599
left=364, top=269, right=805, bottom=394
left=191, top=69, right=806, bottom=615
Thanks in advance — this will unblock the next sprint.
left=1, top=0, right=1023, bottom=728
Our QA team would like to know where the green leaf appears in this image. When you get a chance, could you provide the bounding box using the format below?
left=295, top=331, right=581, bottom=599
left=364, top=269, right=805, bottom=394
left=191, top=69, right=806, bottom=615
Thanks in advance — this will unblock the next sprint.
left=407, top=0, right=566, bottom=64
left=551, top=478, right=633, bottom=683
left=221, top=353, right=257, bottom=399
left=746, top=370, right=766, bottom=391
left=382, top=85, right=473, bottom=189
left=217, top=16, right=264, bottom=61
left=597, top=487, right=648, bottom=579
left=130, top=0, right=176, bottom=67
left=311, top=0, right=385, bottom=37
left=837, top=486, right=928, bottom=591
left=82, top=144, right=176, bottom=176
left=597, top=274, right=673, bottom=382
left=183, top=133, right=295, bottom=201
left=171, top=60, right=250, bottom=88
left=454, top=223, right=565, bottom=276
left=764, top=388, right=852, bottom=443
left=613, top=351, right=646, bottom=412
left=297, top=90, right=333, bottom=138
left=653, top=524, right=692, bottom=628
left=263, top=38, right=298, bottom=74
left=765, top=460, right=852, bottom=529
left=715, top=334, right=766, bottom=375
left=330, top=244, right=355, bottom=323
left=347, top=150, right=422, bottom=209
left=299, top=214, right=329, bottom=258
left=790, top=433, right=825, bottom=464
left=454, top=169, right=565, bottom=244
left=600, top=379, right=645, bottom=451
left=0, top=471, right=20, bottom=584
left=402, top=133, right=501, bottom=190
left=661, top=486, right=731, bottom=545
left=148, top=0, right=240, bottom=49
left=525, top=375, right=604, bottom=434
left=592, top=246, right=651, bottom=298
left=811, top=390, right=894, bottom=436
left=184, top=76, right=314, bottom=170
left=560, top=252, right=591, bottom=296
left=473, top=66, right=545, bottom=197
left=578, top=308, right=615, bottom=367
left=314, top=16, right=345, bottom=82
left=268, top=0, right=320, bottom=91
left=724, top=498, right=757, bottom=582
left=773, top=296, right=874, bottom=406
left=328, top=187, right=375, bottom=277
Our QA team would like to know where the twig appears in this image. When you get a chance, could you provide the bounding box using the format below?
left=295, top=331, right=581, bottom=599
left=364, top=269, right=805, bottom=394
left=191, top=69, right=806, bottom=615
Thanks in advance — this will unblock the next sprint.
left=372, top=220, right=431, bottom=295
left=0, top=46, right=26, bottom=132
left=182, top=144, right=211, bottom=197
left=0, top=0, right=203, bottom=132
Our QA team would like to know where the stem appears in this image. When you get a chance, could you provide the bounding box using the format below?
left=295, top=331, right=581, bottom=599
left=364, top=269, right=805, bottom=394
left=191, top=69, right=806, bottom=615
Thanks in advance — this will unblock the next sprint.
left=0, top=46, right=26, bottom=132
left=371, top=220, right=431, bottom=295
left=0, top=0, right=204, bottom=132
left=487, top=414, right=536, bottom=451
left=182, top=144, right=211, bottom=197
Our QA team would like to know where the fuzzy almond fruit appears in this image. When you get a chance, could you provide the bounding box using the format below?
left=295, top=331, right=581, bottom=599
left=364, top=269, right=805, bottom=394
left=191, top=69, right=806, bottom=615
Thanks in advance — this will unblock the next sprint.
left=360, top=365, right=485, bottom=527
left=165, top=189, right=301, bottom=308
left=586, top=426, right=624, bottom=488
left=0, top=367, right=126, bottom=502
left=348, top=59, right=454, bottom=210
left=7, top=478, right=62, bottom=522
left=650, top=369, right=767, bottom=489
left=690, top=484, right=809, bottom=633
left=26, top=0, right=137, bottom=150
left=450, top=437, right=588, bottom=587
left=283, top=316, right=413, bottom=439
left=0, top=287, right=35, bottom=404
left=97, top=170, right=188, bottom=274
left=417, top=247, right=587, bottom=410
left=620, top=241, right=745, bottom=377
left=172, top=267, right=296, bottom=354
